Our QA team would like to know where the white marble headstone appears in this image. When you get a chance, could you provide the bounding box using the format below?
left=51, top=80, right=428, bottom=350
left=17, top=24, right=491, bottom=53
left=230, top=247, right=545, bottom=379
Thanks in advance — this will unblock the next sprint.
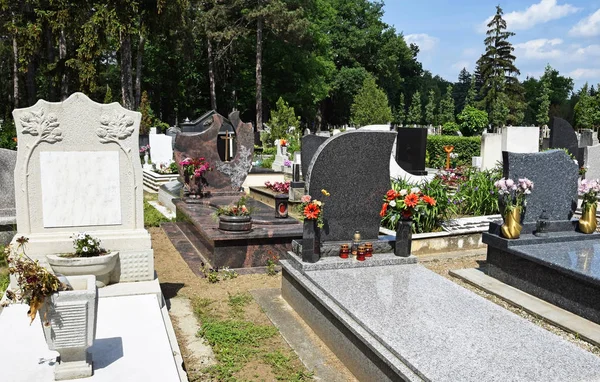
left=149, top=134, right=174, bottom=167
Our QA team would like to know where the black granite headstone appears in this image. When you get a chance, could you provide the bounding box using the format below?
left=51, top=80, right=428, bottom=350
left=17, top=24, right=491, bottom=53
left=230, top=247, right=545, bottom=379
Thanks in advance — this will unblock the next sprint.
left=550, top=117, right=585, bottom=167
left=306, top=130, right=396, bottom=241
left=180, top=110, right=219, bottom=133
left=301, top=135, right=328, bottom=181
left=503, top=150, right=578, bottom=224
left=396, top=127, right=428, bottom=175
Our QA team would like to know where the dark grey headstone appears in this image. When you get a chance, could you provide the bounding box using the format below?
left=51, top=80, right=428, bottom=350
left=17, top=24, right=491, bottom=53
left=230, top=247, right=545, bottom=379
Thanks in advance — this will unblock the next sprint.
left=580, top=129, right=594, bottom=147
left=0, top=148, right=17, bottom=219
left=396, top=127, right=428, bottom=175
left=301, top=135, right=328, bottom=181
left=166, top=126, right=181, bottom=149
left=180, top=110, right=218, bottom=133
left=504, top=150, right=578, bottom=224
left=306, top=130, right=396, bottom=241
left=550, top=117, right=584, bottom=167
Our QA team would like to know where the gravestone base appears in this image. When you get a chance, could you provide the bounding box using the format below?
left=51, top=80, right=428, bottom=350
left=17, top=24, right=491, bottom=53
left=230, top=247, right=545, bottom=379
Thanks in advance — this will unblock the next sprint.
left=158, top=180, right=182, bottom=212
left=484, top=231, right=600, bottom=324
left=171, top=197, right=302, bottom=269
left=0, top=216, right=16, bottom=246
left=142, top=169, right=179, bottom=193
left=9, top=230, right=154, bottom=283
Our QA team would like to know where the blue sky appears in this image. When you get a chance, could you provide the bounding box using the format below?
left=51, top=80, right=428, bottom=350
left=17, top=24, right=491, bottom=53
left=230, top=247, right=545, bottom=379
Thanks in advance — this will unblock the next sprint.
left=383, top=0, right=600, bottom=90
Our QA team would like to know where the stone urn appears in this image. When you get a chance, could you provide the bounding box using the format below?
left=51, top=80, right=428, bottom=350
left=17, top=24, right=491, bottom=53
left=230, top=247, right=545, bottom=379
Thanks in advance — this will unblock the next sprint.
left=46, top=251, right=119, bottom=288
left=39, top=275, right=98, bottom=381
left=218, top=215, right=252, bottom=232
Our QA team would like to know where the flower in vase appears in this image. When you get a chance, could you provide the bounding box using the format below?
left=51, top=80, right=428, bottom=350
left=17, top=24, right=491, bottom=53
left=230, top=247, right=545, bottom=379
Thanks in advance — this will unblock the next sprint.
left=301, top=195, right=312, bottom=203
left=422, top=195, right=436, bottom=206
left=304, top=203, right=320, bottom=220
left=386, top=189, right=398, bottom=201
left=380, top=203, right=389, bottom=217
left=404, top=193, right=419, bottom=208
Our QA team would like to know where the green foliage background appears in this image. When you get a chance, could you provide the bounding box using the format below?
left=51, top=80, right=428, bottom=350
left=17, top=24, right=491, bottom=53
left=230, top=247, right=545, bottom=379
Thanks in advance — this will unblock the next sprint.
left=426, top=136, right=481, bottom=168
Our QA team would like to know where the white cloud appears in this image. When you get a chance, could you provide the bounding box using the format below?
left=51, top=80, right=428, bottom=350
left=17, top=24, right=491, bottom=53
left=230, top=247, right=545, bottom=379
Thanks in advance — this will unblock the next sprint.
left=478, top=0, right=579, bottom=32
left=452, top=61, right=471, bottom=71
left=568, top=68, right=600, bottom=80
left=462, top=48, right=478, bottom=57
left=569, top=9, right=600, bottom=37
left=404, top=34, right=438, bottom=52
left=514, top=38, right=563, bottom=60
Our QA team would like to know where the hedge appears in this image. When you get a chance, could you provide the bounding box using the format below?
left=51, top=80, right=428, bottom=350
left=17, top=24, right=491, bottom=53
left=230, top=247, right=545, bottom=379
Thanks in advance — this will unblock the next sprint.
left=426, top=135, right=481, bottom=168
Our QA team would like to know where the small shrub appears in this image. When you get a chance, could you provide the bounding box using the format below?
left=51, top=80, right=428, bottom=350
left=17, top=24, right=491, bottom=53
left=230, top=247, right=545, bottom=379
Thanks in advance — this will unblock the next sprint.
left=442, top=121, right=460, bottom=135
left=260, top=156, right=275, bottom=169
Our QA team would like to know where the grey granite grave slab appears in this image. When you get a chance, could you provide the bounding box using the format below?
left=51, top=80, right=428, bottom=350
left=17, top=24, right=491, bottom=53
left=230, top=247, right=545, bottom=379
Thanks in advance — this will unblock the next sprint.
left=504, top=149, right=578, bottom=224
left=0, top=148, right=17, bottom=244
left=306, top=130, right=396, bottom=242
left=550, top=117, right=584, bottom=166
left=585, top=144, right=600, bottom=181
left=300, top=135, right=328, bottom=181
left=294, top=263, right=600, bottom=382
left=580, top=129, right=594, bottom=147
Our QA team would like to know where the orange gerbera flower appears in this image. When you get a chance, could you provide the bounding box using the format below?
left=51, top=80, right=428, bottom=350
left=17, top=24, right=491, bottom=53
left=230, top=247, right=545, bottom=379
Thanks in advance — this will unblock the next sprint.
left=304, top=203, right=320, bottom=220
left=380, top=203, right=389, bottom=217
left=404, top=193, right=419, bottom=208
left=422, top=195, right=436, bottom=206
left=386, top=189, right=397, bottom=201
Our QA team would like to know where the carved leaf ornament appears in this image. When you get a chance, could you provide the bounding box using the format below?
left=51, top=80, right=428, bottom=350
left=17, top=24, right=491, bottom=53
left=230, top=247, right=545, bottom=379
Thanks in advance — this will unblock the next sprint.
left=97, top=113, right=135, bottom=143
left=20, top=108, right=63, bottom=144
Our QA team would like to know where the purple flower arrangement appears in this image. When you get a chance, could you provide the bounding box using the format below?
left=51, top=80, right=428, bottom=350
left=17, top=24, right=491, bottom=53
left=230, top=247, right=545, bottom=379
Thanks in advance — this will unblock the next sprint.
left=578, top=179, right=600, bottom=211
left=494, top=177, right=534, bottom=212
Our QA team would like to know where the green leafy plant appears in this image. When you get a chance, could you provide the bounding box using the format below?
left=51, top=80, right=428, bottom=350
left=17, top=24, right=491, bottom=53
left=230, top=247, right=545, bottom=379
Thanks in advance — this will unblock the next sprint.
left=260, top=156, right=275, bottom=169
left=214, top=196, right=253, bottom=217
left=442, top=121, right=460, bottom=135
left=266, top=254, right=279, bottom=276
left=426, top=135, right=481, bottom=168
left=454, top=167, right=502, bottom=216
left=350, top=75, right=393, bottom=126
left=267, top=97, right=300, bottom=144
left=70, top=232, right=105, bottom=257
left=457, top=105, right=488, bottom=136
left=144, top=201, right=172, bottom=227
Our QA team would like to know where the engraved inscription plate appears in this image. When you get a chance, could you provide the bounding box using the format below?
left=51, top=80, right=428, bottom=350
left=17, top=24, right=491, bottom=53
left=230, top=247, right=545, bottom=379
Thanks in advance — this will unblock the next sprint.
left=40, top=151, right=122, bottom=227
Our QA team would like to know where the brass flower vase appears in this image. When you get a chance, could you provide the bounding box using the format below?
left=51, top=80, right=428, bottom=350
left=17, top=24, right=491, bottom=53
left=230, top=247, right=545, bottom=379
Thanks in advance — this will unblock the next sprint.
left=501, top=207, right=522, bottom=239
left=579, top=204, right=597, bottom=234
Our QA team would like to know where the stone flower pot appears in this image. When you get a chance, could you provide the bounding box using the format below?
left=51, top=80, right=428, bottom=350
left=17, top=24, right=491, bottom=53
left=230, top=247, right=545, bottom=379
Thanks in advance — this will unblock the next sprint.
left=39, top=274, right=98, bottom=381
left=218, top=215, right=252, bottom=232
left=46, top=251, right=119, bottom=288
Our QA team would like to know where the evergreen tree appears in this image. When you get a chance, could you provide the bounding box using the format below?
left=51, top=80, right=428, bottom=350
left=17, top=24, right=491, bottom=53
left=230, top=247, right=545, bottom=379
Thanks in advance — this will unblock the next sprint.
left=477, top=5, right=523, bottom=127
left=465, top=76, right=477, bottom=108
left=395, top=93, right=406, bottom=126
left=574, top=83, right=597, bottom=130
left=439, top=85, right=455, bottom=124
left=350, top=76, right=393, bottom=126
left=407, top=91, right=422, bottom=125
left=268, top=97, right=301, bottom=141
left=425, top=89, right=436, bottom=125
left=536, top=65, right=552, bottom=126
left=453, top=68, right=472, bottom=113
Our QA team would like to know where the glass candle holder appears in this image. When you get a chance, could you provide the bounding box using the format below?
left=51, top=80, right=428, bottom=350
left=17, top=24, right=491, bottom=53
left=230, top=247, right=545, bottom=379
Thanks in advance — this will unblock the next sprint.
left=357, top=245, right=366, bottom=262
left=339, top=244, right=350, bottom=259
left=364, top=242, right=373, bottom=257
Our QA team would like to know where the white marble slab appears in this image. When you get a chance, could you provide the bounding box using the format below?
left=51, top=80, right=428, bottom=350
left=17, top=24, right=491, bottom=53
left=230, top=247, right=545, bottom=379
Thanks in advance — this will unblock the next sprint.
left=40, top=151, right=122, bottom=228
left=149, top=133, right=173, bottom=167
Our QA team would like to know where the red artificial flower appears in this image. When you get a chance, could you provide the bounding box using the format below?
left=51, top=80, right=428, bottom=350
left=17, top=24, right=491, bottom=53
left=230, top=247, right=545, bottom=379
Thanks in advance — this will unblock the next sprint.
left=386, top=189, right=397, bottom=201
left=422, top=195, right=436, bottom=206
left=380, top=202, right=389, bottom=217
left=304, top=203, right=320, bottom=220
left=404, top=193, right=419, bottom=208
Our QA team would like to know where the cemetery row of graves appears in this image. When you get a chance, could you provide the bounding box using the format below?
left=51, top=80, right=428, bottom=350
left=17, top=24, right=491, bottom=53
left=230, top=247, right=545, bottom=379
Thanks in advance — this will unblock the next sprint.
left=0, top=93, right=600, bottom=381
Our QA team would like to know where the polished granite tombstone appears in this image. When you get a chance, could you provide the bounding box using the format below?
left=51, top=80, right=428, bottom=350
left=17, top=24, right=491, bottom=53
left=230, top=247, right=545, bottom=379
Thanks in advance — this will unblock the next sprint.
left=300, top=135, right=328, bottom=181
left=281, top=257, right=600, bottom=381
left=550, top=117, right=585, bottom=167
left=395, top=128, right=427, bottom=176
left=167, top=196, right=302, bottom=271
left=179, top=110, right=218, bottom=133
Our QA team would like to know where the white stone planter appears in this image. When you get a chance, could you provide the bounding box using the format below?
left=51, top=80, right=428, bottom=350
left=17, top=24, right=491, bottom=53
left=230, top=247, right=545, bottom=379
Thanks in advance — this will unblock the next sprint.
left=46, top=251, right=119, bottom=288
left=39, top=275, right=98, bottom=381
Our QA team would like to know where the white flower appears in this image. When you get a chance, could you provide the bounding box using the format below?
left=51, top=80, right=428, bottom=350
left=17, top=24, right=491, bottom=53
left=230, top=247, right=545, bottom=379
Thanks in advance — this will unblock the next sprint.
left=574, top=159, right=579, bottom=165
left=505, top=179, right=514, bottom=188
left=399, top=189, right=408, bottom=196
left=77, top=233, right=85, bottom=240
left=389, top=200, right=396, bottom=207
left=88, top=240, right=94, bottom=245
left=410, top=187, right=420, bottom=194
left=82, top=247, right=89, bottom=252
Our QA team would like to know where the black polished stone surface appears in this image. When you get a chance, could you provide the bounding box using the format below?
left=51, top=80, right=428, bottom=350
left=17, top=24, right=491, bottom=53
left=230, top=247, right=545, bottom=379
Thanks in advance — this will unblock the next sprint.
left=301, top=135, right=328, bottom=181
left=504, top=150, right=578, bottom=223
left=306, top=130, right=396, bottom=242
left=550, top=117, right=585, bottom=168
left=395, top=128, right=427, bottom=175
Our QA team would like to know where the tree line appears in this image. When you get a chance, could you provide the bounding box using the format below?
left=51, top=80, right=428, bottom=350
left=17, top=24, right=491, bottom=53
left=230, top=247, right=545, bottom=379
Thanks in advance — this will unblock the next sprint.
left=0, top=1, right=597, bottom=144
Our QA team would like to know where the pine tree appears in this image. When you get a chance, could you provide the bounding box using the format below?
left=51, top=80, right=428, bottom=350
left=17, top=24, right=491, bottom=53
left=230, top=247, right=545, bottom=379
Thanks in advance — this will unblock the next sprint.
left=350, top=76, right=393, bottom=127
left=574, top=83, right=596, bottom=130
left=454, top=68, right=472, bottom=113
left=439, top=85, right=455, bottom=124
left=407, top=91, right=422, bottom=125
left=139, top=91, right=154, bottom=135
left=465, top=76, right=477, bottom=108
left=477, top=5, right=523, bottom=127
left=536, top=65, right=552, bottom=126
left=395, top=93, right=406, bottom=126
left=425, top=89, right=436, bottom=125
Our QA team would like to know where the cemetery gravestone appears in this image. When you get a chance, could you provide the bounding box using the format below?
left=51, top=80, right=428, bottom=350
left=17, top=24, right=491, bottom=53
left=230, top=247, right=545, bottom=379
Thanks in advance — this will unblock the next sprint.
left=301, top=135, right=328, bottom=181
left=580, top=129, right=594, bottom=147
left=501, top=126, right=540, bottom=153
left=271, top=140, right=290, bottom=173
left=0, top=148, right=17, bottom=245
left=306, top=130, right=396, bottom=241
left=395, top=128, right=428, bottom=175
left=149, top=133, right=174, bottom=166
left=180, top=110, right=217, bottom=133
left=174, top=111, right=253, bottom=195
left=480, top=133, right=502, bottom=171
left=165, top=125, right=181, bottom=149
left=11, top=93, right=153, bottom=281
left=550, top=117, right=584, bottom=167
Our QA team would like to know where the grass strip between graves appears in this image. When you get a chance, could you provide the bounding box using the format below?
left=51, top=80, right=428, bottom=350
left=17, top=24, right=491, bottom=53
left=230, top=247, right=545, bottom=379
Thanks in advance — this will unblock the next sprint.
left=193, top=293, right=313, bottom=381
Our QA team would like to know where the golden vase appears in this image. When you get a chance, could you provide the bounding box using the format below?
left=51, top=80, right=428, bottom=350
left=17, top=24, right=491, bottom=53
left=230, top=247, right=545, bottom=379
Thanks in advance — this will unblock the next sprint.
left=579, top=204, right=597, bottom=234
left=501, top=207, right=522, bottom=239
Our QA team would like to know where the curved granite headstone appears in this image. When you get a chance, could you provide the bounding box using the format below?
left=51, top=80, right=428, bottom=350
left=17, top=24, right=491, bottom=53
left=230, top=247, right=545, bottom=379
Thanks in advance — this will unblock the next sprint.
left=550, top=117, right=584, bottom=167
left=504, top=149, right=578, bottom=223
left=0, top=148, right=17, bottom=228
left=174, top=111, right=253, bottom=194
left=301, top=135, right=328, bottom=181
left=306, top=130, right=396, bottom=241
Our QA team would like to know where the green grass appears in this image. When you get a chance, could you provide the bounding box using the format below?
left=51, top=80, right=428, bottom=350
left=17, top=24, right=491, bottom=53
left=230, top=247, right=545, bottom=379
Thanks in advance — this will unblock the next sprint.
left=227, top=292, right=253, bottom=317
left=263, top=350, right=313, bottom=381
left=143, top=201, right=172, bottom=227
